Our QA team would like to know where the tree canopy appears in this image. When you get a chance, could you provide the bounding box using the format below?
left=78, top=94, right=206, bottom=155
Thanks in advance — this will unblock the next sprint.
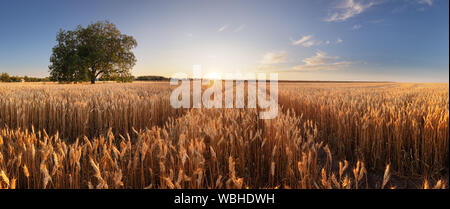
left=49, top=21, right=137, bottom=84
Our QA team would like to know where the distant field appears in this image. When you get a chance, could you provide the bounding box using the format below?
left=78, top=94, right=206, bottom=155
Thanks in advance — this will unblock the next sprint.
left=0, top=82, right=448, bottom=189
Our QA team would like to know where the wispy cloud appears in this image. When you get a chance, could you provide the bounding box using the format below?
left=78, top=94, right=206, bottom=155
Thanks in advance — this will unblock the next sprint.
left=301, top=40, right=318, bottom=47
left=258, top=51, right=288, bottom=70
left=292, top=35, right=343, bottom=47
left=291, top=35, right=326, bottom=48
left=292, top=51, right=352, bottom=72
left=291, top=35, right=313, bottom=46
left=352, top=24, right=362, bottom=30
left=217, top=24, right=229, bottom=32
left=336, top=38, right=343, bottom=44
left=325, top=0, right=379, bottom=22
left=417, top=0, right=433, bottom=6
left=393, top=0, right=433, bottom=13
left=416, top=0, right=433, bottom=11
left=234, top=24, right=246, bottom=32
left=260, top=51, right=288, bottom=65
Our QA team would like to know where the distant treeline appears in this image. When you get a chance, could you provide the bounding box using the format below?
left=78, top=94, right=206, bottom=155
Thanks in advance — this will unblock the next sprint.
left=99, top=75, right=169, bottom=82
left=135, top=76, right=170, bottom=81
left=1, top=72, right=170, bottom=83
left=0, top=73, right=51, bottom=82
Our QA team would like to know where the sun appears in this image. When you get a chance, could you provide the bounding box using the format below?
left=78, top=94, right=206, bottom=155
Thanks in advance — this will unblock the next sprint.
left=203, top=71, right=222, bottom=81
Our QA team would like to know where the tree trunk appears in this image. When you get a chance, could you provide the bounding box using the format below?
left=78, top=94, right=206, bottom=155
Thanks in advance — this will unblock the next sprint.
left=90, top=69, right=97, bottom=84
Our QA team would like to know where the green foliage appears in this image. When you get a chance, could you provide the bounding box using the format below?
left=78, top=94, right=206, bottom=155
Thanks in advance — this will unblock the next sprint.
left=0, top=73, right=10, bottom=82
left=99, top=72, right=135, bottom=83
left=49, top=20, right=137, bottom=84
left=0, top=72, right=50, bottom=82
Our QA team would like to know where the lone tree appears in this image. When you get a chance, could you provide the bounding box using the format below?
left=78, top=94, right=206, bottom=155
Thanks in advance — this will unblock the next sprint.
left=49, top=21, right=137, bottom=84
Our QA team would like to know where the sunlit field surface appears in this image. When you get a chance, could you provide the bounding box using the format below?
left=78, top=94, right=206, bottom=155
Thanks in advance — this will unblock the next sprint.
left=0, top=82, right=448, bottom=189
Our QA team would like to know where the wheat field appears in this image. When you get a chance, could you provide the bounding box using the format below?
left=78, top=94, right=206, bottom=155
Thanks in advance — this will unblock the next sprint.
left=0, top=82, right=448, bottom=189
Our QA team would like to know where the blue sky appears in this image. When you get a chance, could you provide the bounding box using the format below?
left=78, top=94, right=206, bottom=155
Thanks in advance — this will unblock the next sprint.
left=0, top=0, right=448, bottom=82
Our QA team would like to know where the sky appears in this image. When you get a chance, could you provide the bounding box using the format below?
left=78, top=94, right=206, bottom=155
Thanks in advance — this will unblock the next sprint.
left=0, top=0, right=448, bottom=82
